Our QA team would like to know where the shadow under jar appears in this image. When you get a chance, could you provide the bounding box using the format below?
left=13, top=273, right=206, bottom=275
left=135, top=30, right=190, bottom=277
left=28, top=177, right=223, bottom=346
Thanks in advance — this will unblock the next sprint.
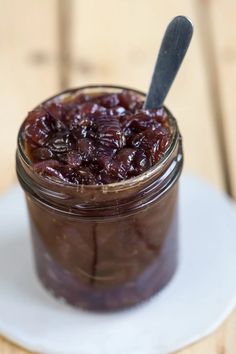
left=16, top=85, right=183, bottom=311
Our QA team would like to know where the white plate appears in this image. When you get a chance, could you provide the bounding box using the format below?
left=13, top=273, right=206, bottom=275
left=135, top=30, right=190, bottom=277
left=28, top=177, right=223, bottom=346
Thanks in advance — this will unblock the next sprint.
left=0, top=175, right=236, bottom=354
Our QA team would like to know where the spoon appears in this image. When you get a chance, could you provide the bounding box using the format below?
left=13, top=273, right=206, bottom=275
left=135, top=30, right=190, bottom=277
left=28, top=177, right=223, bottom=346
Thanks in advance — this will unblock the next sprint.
left=144, top=16, right=193, bottom=109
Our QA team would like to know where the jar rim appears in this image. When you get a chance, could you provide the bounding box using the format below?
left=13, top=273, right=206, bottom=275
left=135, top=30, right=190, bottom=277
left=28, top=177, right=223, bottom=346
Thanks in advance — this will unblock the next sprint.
left=17, top=84, right=180, bottom=193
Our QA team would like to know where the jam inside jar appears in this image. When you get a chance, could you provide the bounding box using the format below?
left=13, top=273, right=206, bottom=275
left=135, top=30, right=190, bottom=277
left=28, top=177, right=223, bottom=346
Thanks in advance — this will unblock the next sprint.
left=16, top=85, right=183, bottom=311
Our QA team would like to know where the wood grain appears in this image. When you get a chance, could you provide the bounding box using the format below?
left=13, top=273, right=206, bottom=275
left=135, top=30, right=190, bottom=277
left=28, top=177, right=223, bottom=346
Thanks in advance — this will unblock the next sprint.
left=0, top=336, right=28, bottom=354
left=206, top=0, right=236, bottom=199
left=0, top=0, right=59, bottom=193
left=68, top=0, right=224, bottom=189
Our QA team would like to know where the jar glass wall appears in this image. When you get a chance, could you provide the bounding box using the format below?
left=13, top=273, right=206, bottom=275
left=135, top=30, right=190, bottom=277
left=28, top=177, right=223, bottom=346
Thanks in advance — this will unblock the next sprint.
left=16, top=85, right=183, bottom=311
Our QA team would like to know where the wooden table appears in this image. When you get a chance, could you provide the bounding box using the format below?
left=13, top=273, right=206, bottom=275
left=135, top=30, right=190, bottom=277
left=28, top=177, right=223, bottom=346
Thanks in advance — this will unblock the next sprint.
left=0, top=0, right=235, bottom=352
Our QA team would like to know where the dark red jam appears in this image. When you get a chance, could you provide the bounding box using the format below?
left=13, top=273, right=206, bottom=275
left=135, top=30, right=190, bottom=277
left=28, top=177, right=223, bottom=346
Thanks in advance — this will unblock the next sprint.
left=22, top=90, right=172, bottom=185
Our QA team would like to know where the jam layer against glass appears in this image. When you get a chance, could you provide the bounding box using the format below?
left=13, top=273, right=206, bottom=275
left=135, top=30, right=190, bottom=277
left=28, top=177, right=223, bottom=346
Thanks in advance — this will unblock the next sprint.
left=23, top=89, right=172, bottom=185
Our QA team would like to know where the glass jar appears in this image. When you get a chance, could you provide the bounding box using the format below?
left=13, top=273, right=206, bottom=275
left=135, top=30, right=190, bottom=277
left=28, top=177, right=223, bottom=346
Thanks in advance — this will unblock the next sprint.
left=16, top=85, right=183, bottom=311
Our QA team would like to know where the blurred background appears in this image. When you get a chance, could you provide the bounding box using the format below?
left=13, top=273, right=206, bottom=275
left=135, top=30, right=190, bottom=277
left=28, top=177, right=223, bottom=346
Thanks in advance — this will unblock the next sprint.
left=0, top=0, right=235, bottom=199
left=0, top=1, right=236, bottom=353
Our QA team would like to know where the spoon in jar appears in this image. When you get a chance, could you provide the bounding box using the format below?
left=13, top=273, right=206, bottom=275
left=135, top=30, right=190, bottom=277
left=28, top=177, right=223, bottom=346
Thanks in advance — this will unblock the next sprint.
left=144, top=16, right=193, bottom=109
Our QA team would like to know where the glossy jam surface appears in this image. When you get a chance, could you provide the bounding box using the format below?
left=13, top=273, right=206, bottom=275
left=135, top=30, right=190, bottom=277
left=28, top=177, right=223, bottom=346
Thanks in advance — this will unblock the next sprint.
left=22, top=90, right=172, bottom=185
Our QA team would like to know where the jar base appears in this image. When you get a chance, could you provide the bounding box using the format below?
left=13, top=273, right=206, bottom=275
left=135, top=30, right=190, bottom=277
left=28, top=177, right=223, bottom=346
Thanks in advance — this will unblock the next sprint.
left=35, top=256, right=178, bottom=312
left=32, top=217, right=178, bottom=311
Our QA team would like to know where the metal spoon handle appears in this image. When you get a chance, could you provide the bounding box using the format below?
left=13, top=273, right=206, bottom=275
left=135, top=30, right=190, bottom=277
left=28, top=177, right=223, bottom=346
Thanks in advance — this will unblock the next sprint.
left=144, top=16, right=193, bottom=109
